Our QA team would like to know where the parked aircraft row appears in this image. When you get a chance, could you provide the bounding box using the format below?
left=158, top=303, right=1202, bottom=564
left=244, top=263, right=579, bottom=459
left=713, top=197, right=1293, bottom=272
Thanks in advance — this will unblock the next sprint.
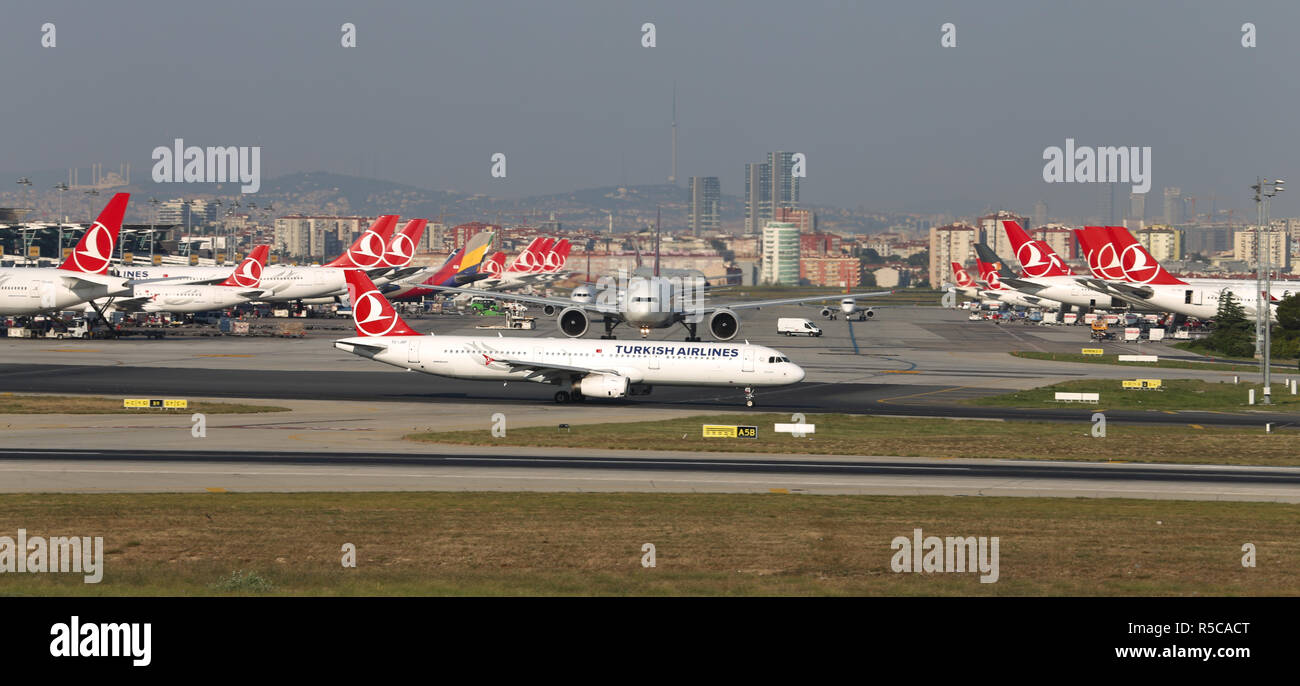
left=953, top=220, right=1295, bottom=322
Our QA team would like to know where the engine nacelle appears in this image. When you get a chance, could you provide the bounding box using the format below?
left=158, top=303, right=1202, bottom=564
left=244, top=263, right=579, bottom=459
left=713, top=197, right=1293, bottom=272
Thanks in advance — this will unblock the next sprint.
left=557, top=307, right=589, bottom=337
left=579, top=373, right=629, bottom=398
left=543, top=304, right=558, bottom=316
left=708, top=309, right=740, bottom=341
left=863, top=307, right=875, bottom=319
left=820, top=307, right=834, bottom=318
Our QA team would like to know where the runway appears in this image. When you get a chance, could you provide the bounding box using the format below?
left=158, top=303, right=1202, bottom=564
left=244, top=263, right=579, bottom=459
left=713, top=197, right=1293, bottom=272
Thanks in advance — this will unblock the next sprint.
left=2, top=447, right=1297, bottom=501
left=2, top=362, right=1296, bottom=428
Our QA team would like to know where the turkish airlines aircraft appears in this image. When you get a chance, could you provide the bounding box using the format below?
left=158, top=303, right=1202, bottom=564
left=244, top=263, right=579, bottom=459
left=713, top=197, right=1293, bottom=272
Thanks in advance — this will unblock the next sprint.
left=98, top=245, right=273, bottom=314
left=1076, top=226, right=1291, bottom=321
left=335, top=270, right=805, bottom=406
left=0, top=193, right=133, bottom=316
left=456, top=237, right=575, bottom=293
left=992, top=220, right=1122, bottom=311
left=972, top=243, right=1063, bottom=309
left=115, top=216, right=411, bottom=305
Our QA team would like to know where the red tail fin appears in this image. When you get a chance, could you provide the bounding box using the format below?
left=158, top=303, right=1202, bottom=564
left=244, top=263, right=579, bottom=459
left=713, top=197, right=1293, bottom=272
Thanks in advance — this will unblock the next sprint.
left=544, top=238, right=570, bottom=271
left=59, top=192, right=129, bottom=274
left=484, top=251, right=506, bottom=277
left=324, top=215, right=399, bottom=268
left=219, top=245, right=270, bottom=287
left=1077, top=226, right=1119, bottom=279
left=950, top=261, right=975, bottom=288
left=1002, top=220, right=1071, bottom=278
left=343, top=269, right=423, bottom=337
left=973, top=257, right=1006, bottom=291
left=382, top=219, right=427, bottom=267
left=1104, top=226, right=1185, bottom=285
left=507, top=237, right=545, bottom=272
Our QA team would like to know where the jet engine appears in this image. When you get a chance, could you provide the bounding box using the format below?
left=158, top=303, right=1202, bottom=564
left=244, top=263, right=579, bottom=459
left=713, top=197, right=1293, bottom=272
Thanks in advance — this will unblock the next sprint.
left=557, top=307, right=589, bottom=337
left=820, top=307, right=834, bottom=318
left=708, top=309, right=740, bottom=341
left=543, top=304, right=558, bottom=316
left=579, top=373, right=630, bottom=398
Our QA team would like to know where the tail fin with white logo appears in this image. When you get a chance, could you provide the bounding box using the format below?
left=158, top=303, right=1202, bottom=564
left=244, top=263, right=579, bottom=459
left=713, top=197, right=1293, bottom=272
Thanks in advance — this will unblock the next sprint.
left=219, top=245, right=270, bottom=287
left=951, top=261, right=975, bottom=288
left=545, top=239, right=571, bottom=272
left=343, top=269, right=423, bottom=337
left=59, top=192, right=129, bottom=275
left=1103, top=226, right=1185, bottom=285
left=1002, top=220, right=1072, bottom=278
left=324, top=215, right=399, bottom=268
left=506, top=238, right=544, bottom=273
left=383, top=219, right=427, bottom=268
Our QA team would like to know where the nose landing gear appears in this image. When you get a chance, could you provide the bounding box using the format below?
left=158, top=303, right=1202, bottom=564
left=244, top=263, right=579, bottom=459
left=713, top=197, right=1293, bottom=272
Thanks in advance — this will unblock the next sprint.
left=743, top=386, right=755, bottom=407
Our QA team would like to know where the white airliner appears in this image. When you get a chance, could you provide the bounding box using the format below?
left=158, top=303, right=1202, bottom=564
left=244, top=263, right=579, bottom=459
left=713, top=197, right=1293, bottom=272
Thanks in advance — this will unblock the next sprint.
left=0, top=193, right=133, bottom=316
left=992, top=220, right=1123, bottom=311
left=821, top=297, right=875, bottom=321
left=1074, top=226, right=1293, bottom=321
left=432, top=276, right=891, bottom=341
left=335, top=270, right=806, bottom=406
left=96, top=245, right=273, bottom=314
left=111, top=215, right=425, bottom=304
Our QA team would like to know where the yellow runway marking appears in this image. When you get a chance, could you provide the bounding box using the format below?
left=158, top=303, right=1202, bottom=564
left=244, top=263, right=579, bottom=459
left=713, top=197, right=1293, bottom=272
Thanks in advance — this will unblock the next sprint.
left=205, top=487, right=227, bottom=493
left=1190, top=424, right=1205, bottom=430
left=1162, top=410, right=1176, bottom=414
left=768, top=488, right=790, bottom=494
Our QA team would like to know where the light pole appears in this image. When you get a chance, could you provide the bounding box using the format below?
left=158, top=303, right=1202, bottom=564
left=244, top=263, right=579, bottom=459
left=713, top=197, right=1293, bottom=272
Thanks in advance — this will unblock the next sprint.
left=148, top=198, right=160, bottom=262
left=53, top=182, right=68, bottom=225
left=1250, top=177, right=1284, bottom=404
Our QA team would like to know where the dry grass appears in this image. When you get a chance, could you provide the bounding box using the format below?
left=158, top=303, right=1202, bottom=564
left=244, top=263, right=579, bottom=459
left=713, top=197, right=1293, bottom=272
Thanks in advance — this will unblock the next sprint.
left=0, top=492, right=1294, bottom=596
left=408, top=413, right=1300, bottom=467
left=0, top=394, right=288, bottom=415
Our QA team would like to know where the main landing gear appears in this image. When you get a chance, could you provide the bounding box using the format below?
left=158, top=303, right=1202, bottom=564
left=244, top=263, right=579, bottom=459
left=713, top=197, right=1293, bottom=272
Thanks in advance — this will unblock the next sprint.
left=600, top=316, right=619, bottom=340
left=553, top=390, right=585, bottom=403
left=681, top=322, right=701, bottom=342
left=743, top=386, right=755, bottom=407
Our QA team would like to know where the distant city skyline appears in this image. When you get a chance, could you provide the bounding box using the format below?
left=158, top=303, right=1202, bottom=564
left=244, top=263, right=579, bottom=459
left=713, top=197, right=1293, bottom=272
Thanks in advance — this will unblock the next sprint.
left=2, top=2, right=1297, bottom=220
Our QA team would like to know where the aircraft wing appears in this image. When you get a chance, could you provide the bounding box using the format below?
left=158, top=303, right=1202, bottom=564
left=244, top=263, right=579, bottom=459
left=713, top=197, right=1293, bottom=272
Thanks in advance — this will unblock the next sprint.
left=702, top=290, right=894, bottom=312
left=105, top=296, right=150, bottom=312
left=999, top=277, right=1050, bottom=294
left=426, top=285, right=622, bottom=315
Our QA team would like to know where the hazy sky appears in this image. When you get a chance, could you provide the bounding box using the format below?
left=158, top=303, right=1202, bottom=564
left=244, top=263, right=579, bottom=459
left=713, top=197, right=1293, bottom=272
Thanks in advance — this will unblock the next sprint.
left=3, top=1, right=1299, bottom=219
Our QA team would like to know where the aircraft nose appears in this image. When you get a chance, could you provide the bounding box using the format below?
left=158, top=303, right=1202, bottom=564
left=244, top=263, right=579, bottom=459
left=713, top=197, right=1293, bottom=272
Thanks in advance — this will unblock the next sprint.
left=792, top=363, right=806, bottom=382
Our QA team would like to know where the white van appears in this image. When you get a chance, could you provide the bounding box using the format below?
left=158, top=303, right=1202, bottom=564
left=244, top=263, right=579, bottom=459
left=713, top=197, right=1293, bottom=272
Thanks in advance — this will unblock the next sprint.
left=778, top=318, right=823, bottom=337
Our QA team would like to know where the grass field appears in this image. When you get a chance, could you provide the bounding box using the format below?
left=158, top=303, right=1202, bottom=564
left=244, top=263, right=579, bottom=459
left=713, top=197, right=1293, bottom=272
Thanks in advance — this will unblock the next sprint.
left=407, top=411, right=1300, bottom=466
left=970, top=378, right=1300, bottom=413
left=1, top=492, right=1294, bottom=596
left=0, top=394, right=288, bottom=415
left=1010, top=350, right=1271, bottom=373
left=1170, top=341, right=1299, bottom=368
